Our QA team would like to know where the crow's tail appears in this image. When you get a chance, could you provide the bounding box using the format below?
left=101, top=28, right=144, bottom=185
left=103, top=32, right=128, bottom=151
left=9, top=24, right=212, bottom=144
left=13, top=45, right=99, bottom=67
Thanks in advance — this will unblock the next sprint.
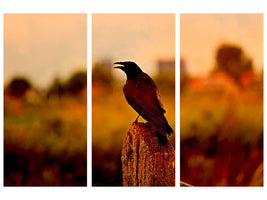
left=152, top=114, right=173, bottom=136
left=156, top=131, right=168, bottom=146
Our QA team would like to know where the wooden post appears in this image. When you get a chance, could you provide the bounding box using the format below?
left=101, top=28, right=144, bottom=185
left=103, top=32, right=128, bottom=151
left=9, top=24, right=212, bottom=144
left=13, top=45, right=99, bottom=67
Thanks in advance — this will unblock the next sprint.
left=180, top=181, right=193, bottom=187
left=121, top=122, right=175, bottom=186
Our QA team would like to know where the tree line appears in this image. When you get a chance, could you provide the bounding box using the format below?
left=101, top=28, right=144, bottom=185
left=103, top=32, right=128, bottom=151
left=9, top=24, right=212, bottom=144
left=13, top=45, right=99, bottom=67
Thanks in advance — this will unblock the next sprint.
left=6, top=70, right=87, bottom=98
left=181, top=43, right=255, bottom=92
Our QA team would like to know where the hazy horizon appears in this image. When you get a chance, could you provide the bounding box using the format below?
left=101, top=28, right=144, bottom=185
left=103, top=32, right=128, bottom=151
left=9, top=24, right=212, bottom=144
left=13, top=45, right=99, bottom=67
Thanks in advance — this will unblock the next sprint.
left=4, top=14, right=87, bottom=89
left=181, top=14, right=263, bottom=77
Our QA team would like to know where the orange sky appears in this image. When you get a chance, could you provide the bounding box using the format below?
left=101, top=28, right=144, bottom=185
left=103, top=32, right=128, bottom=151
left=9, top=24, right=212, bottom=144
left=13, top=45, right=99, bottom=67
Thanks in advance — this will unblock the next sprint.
left=4, top=14, right=87, bottom=88
left=4, top=14, right=262, bottom=87
left=180, top=14, right=263, bottom=76
left=92, top=14, right=175, bottom=77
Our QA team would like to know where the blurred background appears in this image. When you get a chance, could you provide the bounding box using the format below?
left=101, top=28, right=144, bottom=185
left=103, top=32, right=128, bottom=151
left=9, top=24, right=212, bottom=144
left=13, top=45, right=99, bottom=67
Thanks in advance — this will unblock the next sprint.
left=180, top=14, right=263, bottom=186
left=92, top=14, right=175, bottom=186
left=4, top=14, right=87, bottom=186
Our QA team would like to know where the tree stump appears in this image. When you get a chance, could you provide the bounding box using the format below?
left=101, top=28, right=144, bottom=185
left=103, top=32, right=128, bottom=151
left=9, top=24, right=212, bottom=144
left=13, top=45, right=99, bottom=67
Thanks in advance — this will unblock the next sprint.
left=121, top=122, right=175, bottom=186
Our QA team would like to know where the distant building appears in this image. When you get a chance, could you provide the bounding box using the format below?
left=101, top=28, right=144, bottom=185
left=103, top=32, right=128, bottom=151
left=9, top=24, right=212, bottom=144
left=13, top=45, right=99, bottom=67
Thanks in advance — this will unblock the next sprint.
left=157, top=59, right=175, bottom=72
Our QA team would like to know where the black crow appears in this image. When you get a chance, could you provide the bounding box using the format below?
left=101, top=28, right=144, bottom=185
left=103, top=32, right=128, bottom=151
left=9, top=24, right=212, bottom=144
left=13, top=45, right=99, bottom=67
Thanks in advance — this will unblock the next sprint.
left=114, top=61, right=173, bottom=144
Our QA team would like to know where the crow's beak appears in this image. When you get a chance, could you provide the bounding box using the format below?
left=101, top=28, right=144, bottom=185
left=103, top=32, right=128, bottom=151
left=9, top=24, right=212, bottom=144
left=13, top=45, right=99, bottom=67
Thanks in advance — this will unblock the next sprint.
left=114, top=61, right=125, bottom=65
left=114, top=62, right=126, bottom=71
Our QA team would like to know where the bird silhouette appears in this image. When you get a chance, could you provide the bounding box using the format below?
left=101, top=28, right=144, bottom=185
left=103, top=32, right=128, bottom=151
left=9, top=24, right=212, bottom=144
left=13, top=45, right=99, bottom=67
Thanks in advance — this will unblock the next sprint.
left=114, top=61, right=173, bottom=144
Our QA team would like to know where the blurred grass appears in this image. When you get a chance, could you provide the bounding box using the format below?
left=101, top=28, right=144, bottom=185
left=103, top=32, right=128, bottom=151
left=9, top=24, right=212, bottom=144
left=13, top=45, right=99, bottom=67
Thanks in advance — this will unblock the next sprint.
left=4, top=93, right=87, bottom=186
left=5, top=96, right=87, bottom=154
left=180, top=85, right=263, bottom=186
left=180, top=93, right=226, bottom=140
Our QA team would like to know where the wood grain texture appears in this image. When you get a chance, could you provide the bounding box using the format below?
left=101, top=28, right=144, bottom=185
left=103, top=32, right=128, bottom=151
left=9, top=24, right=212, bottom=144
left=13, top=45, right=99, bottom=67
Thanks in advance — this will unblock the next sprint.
left=121, top=122, right=175, bottom=186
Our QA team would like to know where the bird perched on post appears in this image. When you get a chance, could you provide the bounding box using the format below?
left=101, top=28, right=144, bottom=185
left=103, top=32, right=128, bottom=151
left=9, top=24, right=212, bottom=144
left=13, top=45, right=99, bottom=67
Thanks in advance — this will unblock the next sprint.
left=114, top=61, right=173, bottom=145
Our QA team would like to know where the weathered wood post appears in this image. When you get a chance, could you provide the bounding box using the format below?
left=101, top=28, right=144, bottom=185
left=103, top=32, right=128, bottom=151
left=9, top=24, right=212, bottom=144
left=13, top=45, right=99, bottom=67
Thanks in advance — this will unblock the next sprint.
left=121, top=122, right=175, bottom=186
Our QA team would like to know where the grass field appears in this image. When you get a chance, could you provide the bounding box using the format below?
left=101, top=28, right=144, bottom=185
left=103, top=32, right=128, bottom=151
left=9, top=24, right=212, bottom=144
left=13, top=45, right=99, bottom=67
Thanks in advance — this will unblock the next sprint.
left=180, top=84, right=263, bottom=186
left=4, top=92, right=87, bottom=186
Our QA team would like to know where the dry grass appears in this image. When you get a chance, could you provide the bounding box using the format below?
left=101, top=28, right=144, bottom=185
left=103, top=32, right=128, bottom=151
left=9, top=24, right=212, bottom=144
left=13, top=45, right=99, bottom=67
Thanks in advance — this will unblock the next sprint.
left=4, top=94, right=87, bottom=186
left=180, top=86, right=263, bottom=186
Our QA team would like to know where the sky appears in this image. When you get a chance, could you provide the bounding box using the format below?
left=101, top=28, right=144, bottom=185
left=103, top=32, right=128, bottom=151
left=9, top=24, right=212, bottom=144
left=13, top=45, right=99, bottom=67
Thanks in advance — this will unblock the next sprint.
left=180, top=14, right=263, bottom=76
left=92, top=14, right=175, bottom=77
left=4, top=14, right=87, bottom=88
left=3, top=14, right=263, bottom=87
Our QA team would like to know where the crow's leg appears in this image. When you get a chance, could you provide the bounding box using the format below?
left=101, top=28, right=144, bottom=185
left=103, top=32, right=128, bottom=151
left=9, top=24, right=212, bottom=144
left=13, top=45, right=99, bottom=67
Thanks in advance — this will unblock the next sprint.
left=134, top=115, right=140, bottom=123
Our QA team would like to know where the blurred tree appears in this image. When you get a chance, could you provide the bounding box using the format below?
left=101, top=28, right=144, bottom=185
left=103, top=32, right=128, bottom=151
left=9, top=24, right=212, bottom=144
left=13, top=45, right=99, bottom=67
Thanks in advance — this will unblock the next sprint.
left=65, top=71, right=87, bottom=95
left=7, top=77, right=31, bottom=98
left=215, top=44, right=253, bottom=84
left=47, top=78, right=65, bottom=99
left=92, top=64, right=114, bottom=86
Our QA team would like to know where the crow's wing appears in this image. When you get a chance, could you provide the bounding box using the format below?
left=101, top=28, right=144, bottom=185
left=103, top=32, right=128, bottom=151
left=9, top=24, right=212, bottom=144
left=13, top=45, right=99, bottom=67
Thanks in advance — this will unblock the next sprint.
left=124, top=88, right=162, bottom=119
left=156, top=90, right=166, bottom=113
left=123, top=73, right=172, bottom=135
left=123, top=74, right=165, bottom=119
